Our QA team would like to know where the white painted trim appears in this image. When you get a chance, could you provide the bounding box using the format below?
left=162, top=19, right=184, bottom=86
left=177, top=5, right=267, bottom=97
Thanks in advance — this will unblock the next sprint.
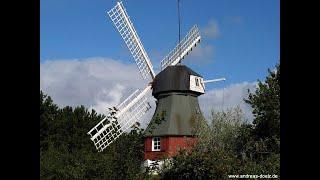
left=152, top=137, right=161, bottom=151
left=189, top=75, right=205, bottom=93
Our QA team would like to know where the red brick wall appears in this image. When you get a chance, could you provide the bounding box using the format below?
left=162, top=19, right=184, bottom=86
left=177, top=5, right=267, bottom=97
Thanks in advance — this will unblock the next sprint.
left=144, top=136, right=196, bottom=160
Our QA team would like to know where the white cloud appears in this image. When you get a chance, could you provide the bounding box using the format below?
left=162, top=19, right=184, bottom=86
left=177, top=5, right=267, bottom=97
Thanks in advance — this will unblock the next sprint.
left=199, top=81, right=257, bottom=122
left=40, top=57, right=158, bottom=129
left=41, top=57, right=148, bottom=113
left=90, top=84, right=125, bottom=114
left=41, top=58, right=256, bottom=127
left=202, top=19, right=220, bottom=39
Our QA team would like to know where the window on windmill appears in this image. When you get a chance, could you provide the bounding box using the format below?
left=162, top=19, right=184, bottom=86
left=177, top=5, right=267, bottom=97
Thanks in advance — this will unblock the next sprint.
left=196, top=78, right=199, bottom=86
left=152, top=137, right=161, bottom=151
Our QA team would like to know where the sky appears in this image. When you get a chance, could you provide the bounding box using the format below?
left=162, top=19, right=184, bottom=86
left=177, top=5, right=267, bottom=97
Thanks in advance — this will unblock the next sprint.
left=40, top=0, right=279, bottom=122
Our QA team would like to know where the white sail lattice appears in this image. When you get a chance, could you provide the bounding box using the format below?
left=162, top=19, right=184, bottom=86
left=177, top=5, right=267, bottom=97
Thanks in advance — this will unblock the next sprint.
left=161, top=25, right=201, bottom=70
left=87, top=86, right=152, bottom=152
left=108, top=1, right=155, bottom=80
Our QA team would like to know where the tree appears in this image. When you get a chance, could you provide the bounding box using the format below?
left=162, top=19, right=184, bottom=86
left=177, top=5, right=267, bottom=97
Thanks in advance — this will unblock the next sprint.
left=40, top=91, right=147, bottom=179
left=245, top=64, right=280, bottom=140
left=195, top=106, right=246, bottom=153
left=40, top=90, right=59, bottom=151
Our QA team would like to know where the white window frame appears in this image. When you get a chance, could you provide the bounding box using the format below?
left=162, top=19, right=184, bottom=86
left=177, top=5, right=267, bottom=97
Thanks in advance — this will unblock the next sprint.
left=152, top=137, right=161, bottom=151
left=189, top=75, right=205, bottom=93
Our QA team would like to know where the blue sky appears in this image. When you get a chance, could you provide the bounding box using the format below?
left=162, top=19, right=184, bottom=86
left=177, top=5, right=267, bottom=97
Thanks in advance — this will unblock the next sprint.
left=40, top=0, right=279, bottom=120
left=41, top=0, right=279, bottom=84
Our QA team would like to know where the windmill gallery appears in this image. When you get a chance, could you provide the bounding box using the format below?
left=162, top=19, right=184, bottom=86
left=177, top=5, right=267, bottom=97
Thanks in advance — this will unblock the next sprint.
left=87, top=1, right=225, bottom=169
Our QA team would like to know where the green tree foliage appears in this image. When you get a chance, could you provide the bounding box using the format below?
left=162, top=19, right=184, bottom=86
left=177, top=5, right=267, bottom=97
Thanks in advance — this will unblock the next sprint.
left=245, top=64, right=280, bottom=140
left=244, top=64, right=280, bottom=155
left=40, top=90, right=147, bottom=179
left=40, top=91, right=59, bottom=151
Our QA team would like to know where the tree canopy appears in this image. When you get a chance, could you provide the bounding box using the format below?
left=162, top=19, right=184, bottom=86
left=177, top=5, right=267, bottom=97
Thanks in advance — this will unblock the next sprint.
left=245, top=64, right=280, bottom=140
left=40, top=91, right=147, bottom=179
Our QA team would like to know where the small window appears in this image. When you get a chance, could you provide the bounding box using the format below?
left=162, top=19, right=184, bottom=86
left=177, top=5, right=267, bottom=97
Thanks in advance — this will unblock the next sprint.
left=152, top=137, right=161, bottom=151
left=196, top=78, right=199, bottom=86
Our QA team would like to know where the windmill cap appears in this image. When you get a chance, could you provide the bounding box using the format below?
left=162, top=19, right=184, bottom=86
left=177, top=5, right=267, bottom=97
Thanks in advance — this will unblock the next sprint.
left=152, top=65, right=203, bottom=97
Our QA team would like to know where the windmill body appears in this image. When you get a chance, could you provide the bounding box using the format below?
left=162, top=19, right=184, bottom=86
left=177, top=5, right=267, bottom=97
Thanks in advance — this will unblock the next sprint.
left=87, top=2, right=225, bottom=164
left=144, top=65, right=206, bottom=161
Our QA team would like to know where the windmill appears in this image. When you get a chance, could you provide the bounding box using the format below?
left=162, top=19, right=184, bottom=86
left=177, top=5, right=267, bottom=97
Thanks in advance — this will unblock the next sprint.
left=87, top=1, right=225, bottom=158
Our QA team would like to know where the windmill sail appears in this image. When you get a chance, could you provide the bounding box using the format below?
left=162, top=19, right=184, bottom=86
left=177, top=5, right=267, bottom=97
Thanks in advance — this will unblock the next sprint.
left=161, top=25, right=201, bottom=70
left=87, top=85, right=152, bottom=152
left=108, top=1, right=155, bottom=80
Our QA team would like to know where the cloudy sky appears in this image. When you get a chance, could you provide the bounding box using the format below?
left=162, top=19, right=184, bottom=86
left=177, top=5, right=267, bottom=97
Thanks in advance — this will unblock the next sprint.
left=40, top=0, right=279, bottom=122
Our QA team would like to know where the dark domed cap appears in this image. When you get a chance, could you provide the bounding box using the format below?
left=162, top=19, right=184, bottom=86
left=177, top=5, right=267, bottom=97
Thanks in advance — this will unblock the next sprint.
left=152, top=65, right=202, bottom=97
